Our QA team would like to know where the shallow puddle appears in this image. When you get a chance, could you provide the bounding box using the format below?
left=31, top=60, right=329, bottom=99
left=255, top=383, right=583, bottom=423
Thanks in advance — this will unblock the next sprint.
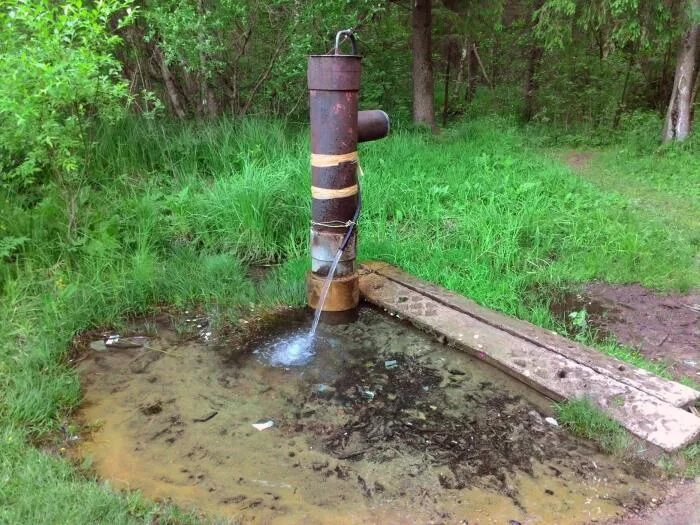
left=74, top=307, right=660, bottom=524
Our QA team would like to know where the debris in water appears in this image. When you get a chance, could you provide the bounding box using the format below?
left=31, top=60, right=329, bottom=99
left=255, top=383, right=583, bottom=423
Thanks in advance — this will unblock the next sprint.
left=193, top=411, right=218, bottom=423
left=140, top=401, right=162, bottom=416
left=105, top=335, right=148, bottom=349
left=384, top=359, right=398, bottom=369
left=360, top=389, right=375, bottom=401
left=312, top=384, right=336, bottom=399
left=89, top=340, right=108, bottom=352
left=252, top=420, right=274, bottom=431
left=545, top=417, right=559, bottom=427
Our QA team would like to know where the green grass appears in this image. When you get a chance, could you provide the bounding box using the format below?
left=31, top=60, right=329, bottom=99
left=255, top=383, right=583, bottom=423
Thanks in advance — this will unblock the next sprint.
left=591, top=147, right=700, bottom=235
left=550, top=144, right=700, bottom=292
left=682, top=443, right=700, bottom=478
left=1, top=116, right=699, bottom=522
left=554, top=398, right=631, bottom=453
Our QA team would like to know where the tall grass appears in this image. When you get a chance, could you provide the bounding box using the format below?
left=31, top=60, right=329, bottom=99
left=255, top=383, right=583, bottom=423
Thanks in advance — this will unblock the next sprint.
left=0, top=116, right=698, bottom=523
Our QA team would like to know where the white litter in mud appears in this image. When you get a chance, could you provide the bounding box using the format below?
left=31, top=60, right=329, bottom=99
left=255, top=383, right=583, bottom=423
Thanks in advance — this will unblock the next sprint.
left=252, top=420, right=274, bottom=431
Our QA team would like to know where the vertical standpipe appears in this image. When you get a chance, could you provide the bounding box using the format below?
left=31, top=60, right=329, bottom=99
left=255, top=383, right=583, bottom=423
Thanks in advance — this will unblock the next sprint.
left=306, top=30, right=389, bottom=318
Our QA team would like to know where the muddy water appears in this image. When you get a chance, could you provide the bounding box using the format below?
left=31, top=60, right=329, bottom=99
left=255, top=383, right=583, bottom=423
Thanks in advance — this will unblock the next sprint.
left=74, top=307, right=660, bottom=524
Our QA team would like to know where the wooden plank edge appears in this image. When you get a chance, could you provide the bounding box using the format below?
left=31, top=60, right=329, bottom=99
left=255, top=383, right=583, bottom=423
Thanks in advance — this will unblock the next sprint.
left=360, top=262, right=700, bottom=409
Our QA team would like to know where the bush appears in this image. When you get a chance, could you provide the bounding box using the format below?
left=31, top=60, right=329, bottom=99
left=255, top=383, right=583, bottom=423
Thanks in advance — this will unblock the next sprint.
left=0, top=0, right=135, bottom=189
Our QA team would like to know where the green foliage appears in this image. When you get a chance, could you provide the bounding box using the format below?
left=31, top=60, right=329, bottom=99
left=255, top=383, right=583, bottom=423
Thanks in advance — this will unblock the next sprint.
left=555, top=398, right=631, bottom=453
left=140, top=0, right=387, bottom=117
left=535, top=0, right=675, bottom=52
left=0, top=0, right=135, bottom=188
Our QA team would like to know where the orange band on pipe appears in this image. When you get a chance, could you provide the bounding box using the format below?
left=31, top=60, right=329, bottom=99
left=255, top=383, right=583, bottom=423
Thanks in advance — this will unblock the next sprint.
left=311, top=151, right=358, bottom=167
left=311, top=184, right=358, bottom=199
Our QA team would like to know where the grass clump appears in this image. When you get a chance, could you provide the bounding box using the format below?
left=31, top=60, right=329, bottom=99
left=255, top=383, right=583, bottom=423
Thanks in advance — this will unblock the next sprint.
left=554, top=398, right=631, bottom=453
left=682, top=443, right=700, bottom=478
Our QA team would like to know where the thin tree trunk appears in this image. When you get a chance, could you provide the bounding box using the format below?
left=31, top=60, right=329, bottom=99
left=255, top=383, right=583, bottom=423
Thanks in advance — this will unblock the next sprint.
left=472, top=43, right=492, bottom=89
left=241, top=37, right=285, bottom=116
left=442, top=40, right=453, bottom=127
left=154, top=45, right=186, bottom=118
left=663, top=1, right=700, bottom=142
left=522, top=0, right=544, bottom=122
left=466, top=40, right=477, bottom=101
left=412, top=0, right=435, bottom=127
left=197, top=0, right=218, bottom=118
left=456, top=38, right=467, bottom=88
left=613, top=53, right=635, bottom=129
left=522, top=44, right=543, bottom=122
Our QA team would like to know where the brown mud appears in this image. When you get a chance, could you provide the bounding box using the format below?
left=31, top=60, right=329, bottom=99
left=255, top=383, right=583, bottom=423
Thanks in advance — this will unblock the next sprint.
left=564, top=151, right=595, bottom=171
left=73, top=306, right=665, bottom=524
left=552, top=283, right=700, bottom=382
left=604, top=479, right=699, bottom=525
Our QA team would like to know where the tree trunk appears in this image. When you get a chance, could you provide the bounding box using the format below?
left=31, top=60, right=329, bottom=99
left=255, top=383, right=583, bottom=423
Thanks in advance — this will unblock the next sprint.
left=522, top=44, right=543, bottom=122
left=472, top=43, right=492, bottom=89
left=466, top=40, right=477, bottom=101
left=663, top=2, right=700, bottom=142
left=456, top=38, right=467, bottom=88
left=442, top=39, right=454, bottom=127
left=412, top=0, right=434, bottom=127
left=613, top=53, right=635, bottom=129
left=154, top=45, right=186, bottom=119
left=522, top=0, right=544, bottom=122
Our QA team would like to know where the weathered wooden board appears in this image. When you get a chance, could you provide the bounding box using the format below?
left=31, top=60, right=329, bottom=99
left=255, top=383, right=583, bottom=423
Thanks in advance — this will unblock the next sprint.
left=362, top=262, right=700, bottom=409
left=359, top=266, right=700, bottom=452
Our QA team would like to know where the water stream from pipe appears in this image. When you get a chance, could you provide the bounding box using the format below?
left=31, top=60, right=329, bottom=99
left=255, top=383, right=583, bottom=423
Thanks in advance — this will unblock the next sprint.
left=254, top=248, right=342, bottom=367
left=309, top=248, right=343, bottom=338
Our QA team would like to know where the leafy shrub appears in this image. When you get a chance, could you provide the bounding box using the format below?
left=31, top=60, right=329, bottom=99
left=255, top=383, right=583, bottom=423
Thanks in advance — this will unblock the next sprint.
left=0, top=0, right=135, bottom=188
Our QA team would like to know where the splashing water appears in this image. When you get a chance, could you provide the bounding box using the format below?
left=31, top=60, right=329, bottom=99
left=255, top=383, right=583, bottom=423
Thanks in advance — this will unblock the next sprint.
left=254, top=248, right=343, bottom=368
left=309, top=248, right=343, bottom=338
left=254, top=329, right=315, bottom=367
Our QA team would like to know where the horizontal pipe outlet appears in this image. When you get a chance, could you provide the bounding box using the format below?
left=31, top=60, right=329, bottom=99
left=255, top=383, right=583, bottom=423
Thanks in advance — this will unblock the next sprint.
left=358, top=110, right=390, bottom=143
left=307, top=272, right=359, bottom=312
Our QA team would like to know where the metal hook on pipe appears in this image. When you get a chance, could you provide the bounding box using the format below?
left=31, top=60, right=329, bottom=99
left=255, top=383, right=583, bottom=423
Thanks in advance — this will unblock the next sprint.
left=334, top=29, right=357, bottom=56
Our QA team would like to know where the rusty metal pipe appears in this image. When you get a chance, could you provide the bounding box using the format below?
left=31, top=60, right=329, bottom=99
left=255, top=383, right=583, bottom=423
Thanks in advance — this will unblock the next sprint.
left=306, top=30, right=389, bottom=319
left=358, top=110, right=390, bottom=143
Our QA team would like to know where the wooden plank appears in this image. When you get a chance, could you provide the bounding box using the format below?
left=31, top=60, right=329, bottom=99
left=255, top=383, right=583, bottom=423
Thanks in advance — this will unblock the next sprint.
left=359, top=270, right=700, bottom=452
left=361, top=262, right=700, bottom=409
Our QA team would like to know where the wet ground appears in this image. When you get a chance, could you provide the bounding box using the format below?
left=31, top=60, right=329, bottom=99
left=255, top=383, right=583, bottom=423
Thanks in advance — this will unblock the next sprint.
left=73, top=306, right=664, bottom=524
left=552, top=284, right=700, bottom=382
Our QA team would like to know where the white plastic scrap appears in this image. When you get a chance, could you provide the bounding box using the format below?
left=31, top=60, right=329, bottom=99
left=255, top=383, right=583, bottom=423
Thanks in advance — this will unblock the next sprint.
left=252, top=420, right=274, bottom=431
left=545, top=417, right=559, bottom=427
